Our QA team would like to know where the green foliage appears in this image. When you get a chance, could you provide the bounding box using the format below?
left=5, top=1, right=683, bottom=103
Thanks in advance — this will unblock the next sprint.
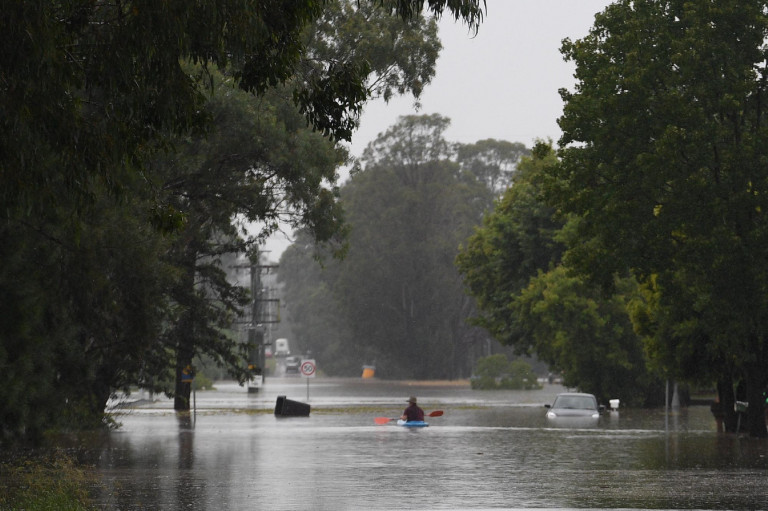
left=377, top=0, right=486, bottom=29
left=456, top=144, right=565, bottom=349
left=0, top=191, right=176, bottom=442
left=278, top=242, right=362, bottom=375
left=192, top=372, right=215, bottom=391
left=513, top=267, right=662, bottom=405
left=549, top=0, right=768, bottom=432
left=2, top=0, right=475, bottom=214
left=471, top=355, right=541, bottom=390
left=506, top=360, right=541, bottom=390
left=154, top=67, right=347, bottom=408
left=457, top=142, right=663, bottom=405
left=153, top=1, right=446, bottom=407
left=475, top=354, right=511, bottom=379
left=0, top=452, right=95, bottom=510
left=311, top=1, right=442, bottom=102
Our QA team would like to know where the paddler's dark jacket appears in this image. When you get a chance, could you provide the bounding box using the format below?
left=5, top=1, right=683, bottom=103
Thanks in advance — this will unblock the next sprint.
left=403, top=404, right=424, bottom=422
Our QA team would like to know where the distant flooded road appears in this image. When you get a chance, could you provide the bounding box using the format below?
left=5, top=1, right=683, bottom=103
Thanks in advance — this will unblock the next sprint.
left=71, top=378, right=768, bottom=509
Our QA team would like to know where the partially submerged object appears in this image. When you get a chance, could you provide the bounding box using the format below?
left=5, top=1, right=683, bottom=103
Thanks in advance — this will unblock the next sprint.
left=545, top=392, right=603, bottom=419
left=274, top=395, right=310, bottom=417
left=396, top=419, right=429, bottom=427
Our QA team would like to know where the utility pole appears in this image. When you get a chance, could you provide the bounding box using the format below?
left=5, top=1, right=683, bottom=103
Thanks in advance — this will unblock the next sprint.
left=247, top=253, right=265, bottom=393
left=236, top=251, right=280, bottom=393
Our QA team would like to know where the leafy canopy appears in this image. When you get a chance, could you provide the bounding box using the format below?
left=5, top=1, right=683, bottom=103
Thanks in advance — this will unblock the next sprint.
left=1, top=0, right=486, bottom=216
left=547, top=0, right=768, bottom=432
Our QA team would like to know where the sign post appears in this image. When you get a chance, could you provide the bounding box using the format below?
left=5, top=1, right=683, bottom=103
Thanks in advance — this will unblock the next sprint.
left=300, top=359, right=316, bottom=401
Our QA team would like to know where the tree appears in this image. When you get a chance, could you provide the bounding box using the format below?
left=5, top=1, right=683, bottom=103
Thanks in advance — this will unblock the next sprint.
left=457, top=144, right=663, bottom=404
left=334, top=115, right=493, bottom=378
left=0, top=0, right=486, bottom=441
left=514, top=266, right=662, bottom=405
left=0, top=190, right=176, bottom=441
left=456, top=139, right=530, bottom=195
left=156, top=70, right=348, bottom=409
left=279, top=231, right=361, bottom=375
left=456, top=144, right=566, bottom=346
left=280, top=115, right=516, bottom=378
left=154, top=1, right=449, bottom=408
left=548, top=0, right=768, bottom=435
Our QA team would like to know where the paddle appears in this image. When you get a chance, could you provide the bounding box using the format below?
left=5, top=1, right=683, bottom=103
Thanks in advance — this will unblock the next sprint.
left=374, top=410, right=444, bottom=424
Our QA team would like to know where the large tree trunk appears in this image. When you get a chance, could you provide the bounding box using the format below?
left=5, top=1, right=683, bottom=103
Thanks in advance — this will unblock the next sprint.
left=174, top=314, right=194, bottom=411
left=93, top=370, right=114, bottom=425
left=174, top=260, right=196, bottom=411
left=716, top=378, right=738, bottom=433
left=745, top=363, right=767, bottom=438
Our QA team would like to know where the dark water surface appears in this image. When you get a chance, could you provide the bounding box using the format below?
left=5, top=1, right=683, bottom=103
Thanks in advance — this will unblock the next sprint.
left=72, top=379, right=768, bottom=509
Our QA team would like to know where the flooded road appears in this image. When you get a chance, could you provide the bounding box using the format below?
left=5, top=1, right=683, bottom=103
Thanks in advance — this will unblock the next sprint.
left=74, top=379, right=768, bottom=509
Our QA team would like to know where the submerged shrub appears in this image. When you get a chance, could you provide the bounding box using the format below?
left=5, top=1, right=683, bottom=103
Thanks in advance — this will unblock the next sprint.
left=471, top=355, right=542, bottom=390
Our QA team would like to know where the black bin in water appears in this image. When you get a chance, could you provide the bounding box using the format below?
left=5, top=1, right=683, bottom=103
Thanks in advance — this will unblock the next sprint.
left=274, top=395, right=310, bottom=417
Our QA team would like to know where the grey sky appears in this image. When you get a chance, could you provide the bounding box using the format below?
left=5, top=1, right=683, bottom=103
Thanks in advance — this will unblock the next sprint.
left=349, top=0, right=613, bottom=156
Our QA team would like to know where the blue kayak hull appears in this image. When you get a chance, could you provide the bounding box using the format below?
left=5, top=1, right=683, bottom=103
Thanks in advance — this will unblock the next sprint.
left=397, top=420, right=429, bottom=427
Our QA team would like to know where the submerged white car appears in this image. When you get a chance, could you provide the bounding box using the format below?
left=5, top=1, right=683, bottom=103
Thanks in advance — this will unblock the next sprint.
left=545, top=392, right=604, bottom=419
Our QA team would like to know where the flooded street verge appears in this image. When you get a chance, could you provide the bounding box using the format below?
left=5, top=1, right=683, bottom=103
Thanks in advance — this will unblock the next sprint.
left=54, top=379, right=768, bottom=509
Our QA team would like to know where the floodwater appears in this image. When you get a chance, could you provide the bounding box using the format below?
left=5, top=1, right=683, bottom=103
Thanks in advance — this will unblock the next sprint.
left=69, top=379, right=768, bottom=509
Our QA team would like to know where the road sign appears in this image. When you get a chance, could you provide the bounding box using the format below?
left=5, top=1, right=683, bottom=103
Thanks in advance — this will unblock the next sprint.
left=181, top=365, right=195, bottom=383
left=300, top=359, right=316, bottom=378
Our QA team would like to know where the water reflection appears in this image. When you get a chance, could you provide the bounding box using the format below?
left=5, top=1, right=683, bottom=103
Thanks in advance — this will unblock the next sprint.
left=176, top=412, right=197, bottom=509
left=69, top=380, right=768, bottom=509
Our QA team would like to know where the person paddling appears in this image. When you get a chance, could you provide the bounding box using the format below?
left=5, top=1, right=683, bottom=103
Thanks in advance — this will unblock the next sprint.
left=401, top=396, right=425, bottom=422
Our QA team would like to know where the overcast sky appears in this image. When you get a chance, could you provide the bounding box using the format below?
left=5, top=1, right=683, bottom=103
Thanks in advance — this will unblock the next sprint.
left=348, top=0, right=613, bottom=155
left=264, top=0, right=613, bottom=258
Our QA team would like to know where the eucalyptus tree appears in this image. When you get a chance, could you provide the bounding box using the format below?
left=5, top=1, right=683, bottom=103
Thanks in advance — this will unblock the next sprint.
left=342, top=115, right=495, bottom=378
left=547, top=0, right=768, bottom=435
left=456, top=140, right=530, bottom=196
left=279, top=231, right=361, bottom=375
left=158, top=2, right=450, bottom=408
left=156, top=74, right=348, bottom=409
left=280, top=115, right=512, bottom=378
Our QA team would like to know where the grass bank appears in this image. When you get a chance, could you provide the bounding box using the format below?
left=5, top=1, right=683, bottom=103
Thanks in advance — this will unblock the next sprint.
left=0, top=450, right=95, bottom=510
